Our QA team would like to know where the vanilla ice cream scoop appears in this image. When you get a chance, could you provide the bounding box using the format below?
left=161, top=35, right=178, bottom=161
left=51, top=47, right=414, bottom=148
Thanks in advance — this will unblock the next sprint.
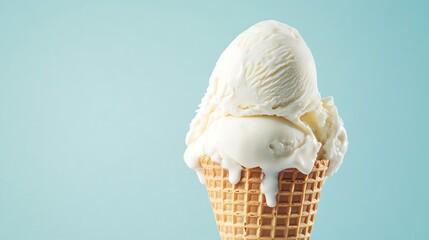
left=184, top=20, right=348, bottom=207
left=186, top=20, right=320, bottom=145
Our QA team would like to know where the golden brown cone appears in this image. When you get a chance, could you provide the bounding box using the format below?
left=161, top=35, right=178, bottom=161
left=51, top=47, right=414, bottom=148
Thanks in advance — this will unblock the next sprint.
left=200, top=156, right=329, bottom=240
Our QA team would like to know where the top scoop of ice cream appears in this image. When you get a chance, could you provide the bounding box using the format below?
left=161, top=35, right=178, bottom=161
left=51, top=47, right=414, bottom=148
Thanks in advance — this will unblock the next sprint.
left=186, top=20, right=321, bottom=145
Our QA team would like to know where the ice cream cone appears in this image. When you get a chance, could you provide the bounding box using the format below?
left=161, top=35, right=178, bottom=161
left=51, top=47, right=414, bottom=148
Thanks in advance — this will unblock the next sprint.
left=200, top=156, right=329, bottom=240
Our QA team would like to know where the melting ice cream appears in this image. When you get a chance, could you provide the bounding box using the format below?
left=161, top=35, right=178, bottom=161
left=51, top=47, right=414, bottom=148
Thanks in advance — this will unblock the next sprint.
left=184, top=20, right=348, bottom=207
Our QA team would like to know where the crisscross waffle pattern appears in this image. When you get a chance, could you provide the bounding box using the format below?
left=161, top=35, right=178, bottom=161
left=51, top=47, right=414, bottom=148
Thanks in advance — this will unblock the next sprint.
left=201, top=157, right=329, bottom=240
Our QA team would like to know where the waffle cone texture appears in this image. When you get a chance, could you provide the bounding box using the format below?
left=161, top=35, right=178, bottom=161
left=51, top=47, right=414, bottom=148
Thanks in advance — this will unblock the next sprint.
left=200, top=156, right=329, bottom=240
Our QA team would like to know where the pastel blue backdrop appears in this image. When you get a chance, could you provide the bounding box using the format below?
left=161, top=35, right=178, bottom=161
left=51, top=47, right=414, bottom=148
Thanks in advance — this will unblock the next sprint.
left=1, top=0, right=428, bottom=239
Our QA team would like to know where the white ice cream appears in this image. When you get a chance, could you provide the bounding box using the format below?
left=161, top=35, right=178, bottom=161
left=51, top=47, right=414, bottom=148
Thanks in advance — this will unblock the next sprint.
left=185, top=116, right=321, bottom=207
left=184, top=20, right=348, bottom=207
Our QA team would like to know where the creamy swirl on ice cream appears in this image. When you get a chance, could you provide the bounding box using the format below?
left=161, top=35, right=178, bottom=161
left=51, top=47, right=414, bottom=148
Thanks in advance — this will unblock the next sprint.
left=184, top=20, right=348, bottom=207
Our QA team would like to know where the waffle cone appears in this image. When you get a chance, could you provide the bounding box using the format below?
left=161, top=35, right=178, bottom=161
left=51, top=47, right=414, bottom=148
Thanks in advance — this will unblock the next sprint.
left=200, top=156, right=329, bottom=240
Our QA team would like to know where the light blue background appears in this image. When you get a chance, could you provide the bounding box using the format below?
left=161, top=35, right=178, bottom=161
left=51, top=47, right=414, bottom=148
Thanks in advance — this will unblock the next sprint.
left=1, top=0, right=428, bottom=239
